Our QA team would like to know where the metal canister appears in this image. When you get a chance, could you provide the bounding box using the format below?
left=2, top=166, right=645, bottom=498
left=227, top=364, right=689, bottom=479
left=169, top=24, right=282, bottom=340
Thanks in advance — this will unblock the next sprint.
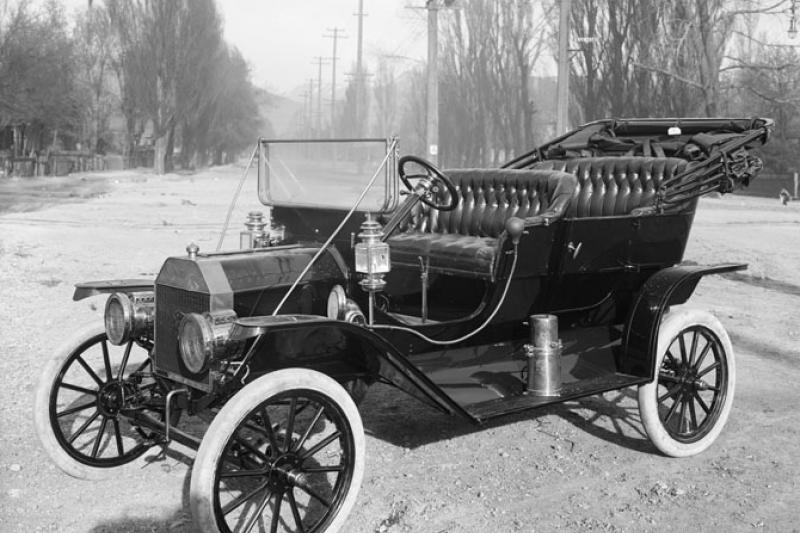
left=240, top=211, right=268, bottom=249
left=526, top=314, right=562, bottom=396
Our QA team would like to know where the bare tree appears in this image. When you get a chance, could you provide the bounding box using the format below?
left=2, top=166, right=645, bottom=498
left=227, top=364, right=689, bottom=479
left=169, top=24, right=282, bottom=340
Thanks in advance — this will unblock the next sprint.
left=397, top=66, right=427, bottom=157
left=731, top=43, right=800, bottom=172
left=568, top=0, right=788, bottom=120
left=439, top=0, right=549, bottom=167
left=74, top=7, right=114, bottom=153
left=336, top=66, right=371, bottom=139
left=568, top=0, right=702, bottom=121
left=372, top=58, right=398, bottom=137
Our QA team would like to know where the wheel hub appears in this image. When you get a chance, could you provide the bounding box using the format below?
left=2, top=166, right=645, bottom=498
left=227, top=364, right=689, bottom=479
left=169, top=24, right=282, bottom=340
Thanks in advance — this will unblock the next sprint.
left=676, top=364, right=698, bottom=388
left=269, top=454, right=304, bottom=492
left=97, top=381, right=134, bottom=417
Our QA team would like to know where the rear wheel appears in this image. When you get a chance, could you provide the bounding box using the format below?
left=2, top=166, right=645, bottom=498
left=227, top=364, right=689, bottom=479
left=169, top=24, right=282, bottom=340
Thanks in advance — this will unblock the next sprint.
left=34, top=323, right=161, bottom=479
left=190, top=368, right=365, bottom=533
left=638, top=309, right=735, bottom=457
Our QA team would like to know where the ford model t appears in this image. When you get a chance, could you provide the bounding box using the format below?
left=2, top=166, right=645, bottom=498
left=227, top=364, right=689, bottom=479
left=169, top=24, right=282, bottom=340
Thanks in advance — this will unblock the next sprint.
left=35, top=117, right=771, bottom=532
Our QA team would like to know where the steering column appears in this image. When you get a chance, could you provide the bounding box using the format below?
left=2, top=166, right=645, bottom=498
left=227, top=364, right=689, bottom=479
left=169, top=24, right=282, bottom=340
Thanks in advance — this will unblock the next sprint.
left=381, top=155, right=459, bottom=239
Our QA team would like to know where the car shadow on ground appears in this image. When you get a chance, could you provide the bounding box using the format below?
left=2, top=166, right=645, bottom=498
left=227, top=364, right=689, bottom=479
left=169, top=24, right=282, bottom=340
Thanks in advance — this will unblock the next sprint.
left=359, top=383, right=659, bottom=455
left=88, top=464, right=193, bottom=532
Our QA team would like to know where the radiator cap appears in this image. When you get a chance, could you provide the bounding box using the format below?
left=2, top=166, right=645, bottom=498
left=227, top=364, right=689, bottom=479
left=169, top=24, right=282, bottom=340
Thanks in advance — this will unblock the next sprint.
left=186, top=242, right=199, bottom=260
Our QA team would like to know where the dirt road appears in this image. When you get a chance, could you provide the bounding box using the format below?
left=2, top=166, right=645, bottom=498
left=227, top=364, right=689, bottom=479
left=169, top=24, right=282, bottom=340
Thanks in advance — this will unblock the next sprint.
left=1, top=166, right=798, bottom=532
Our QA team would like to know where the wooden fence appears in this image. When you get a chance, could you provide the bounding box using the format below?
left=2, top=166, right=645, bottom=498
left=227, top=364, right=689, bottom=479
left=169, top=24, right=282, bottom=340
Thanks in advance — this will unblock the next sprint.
left=0, top=148, right=154, bottom=177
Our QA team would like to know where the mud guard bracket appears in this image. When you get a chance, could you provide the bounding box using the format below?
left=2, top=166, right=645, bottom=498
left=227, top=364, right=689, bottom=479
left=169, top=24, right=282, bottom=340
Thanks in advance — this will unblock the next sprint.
left=621, top=263, right=746, bottom=379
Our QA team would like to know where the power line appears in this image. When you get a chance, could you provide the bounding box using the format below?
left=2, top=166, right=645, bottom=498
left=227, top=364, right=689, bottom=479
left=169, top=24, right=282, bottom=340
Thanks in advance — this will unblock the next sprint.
left=354, top=0, right=367, bottom=136
left=311, top=57, right=330, bottom=136
left=305, top=78, right=314, bottom=136
left=425, top=0, right=439, bottom=164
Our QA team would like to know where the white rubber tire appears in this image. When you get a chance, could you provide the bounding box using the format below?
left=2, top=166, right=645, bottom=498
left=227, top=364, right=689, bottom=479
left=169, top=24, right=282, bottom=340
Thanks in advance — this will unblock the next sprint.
left=638, top=308, right=736, bottom=458
left=190, top=368, right=365, bottom=533
left=34, top=323, right=144, bottom=479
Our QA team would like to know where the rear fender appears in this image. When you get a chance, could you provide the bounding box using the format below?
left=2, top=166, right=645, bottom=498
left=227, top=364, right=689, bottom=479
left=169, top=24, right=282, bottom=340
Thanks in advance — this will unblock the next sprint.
left=620, top=263, right=746, bottom=379
left=73, top=279, right=153, bottom=301
left=233, top=316, right=471, bottom=419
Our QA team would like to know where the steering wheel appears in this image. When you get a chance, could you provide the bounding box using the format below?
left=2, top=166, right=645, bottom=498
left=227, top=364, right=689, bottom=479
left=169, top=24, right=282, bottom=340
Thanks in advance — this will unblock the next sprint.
left=398, top=155, right=459, bottom=211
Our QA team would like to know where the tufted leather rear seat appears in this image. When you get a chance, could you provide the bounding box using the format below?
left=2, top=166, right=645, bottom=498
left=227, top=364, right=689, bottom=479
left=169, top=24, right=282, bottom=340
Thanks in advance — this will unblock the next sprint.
left=388, top=168, right=576, bottom=278
left=530, top=156, right=689, bottom=217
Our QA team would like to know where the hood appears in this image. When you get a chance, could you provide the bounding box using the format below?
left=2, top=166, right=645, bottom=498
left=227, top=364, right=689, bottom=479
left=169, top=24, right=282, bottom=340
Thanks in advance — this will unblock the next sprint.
left=156, top=243, right=348, bottom=310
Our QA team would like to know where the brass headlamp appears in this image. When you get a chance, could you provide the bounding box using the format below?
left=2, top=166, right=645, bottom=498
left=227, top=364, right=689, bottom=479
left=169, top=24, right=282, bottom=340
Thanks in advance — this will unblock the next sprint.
left=177, top=310, right=239, bottom=374
left=104, top=292, right=155, bottom=345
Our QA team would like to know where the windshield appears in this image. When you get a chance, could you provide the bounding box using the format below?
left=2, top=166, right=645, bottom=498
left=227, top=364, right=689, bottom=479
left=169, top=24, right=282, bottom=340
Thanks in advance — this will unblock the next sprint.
left=257, top=138, right=398, bottom=212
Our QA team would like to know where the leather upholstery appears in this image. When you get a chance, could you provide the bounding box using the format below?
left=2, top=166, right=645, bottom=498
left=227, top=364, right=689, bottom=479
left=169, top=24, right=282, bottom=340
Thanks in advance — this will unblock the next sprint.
left=403, top=168, right=577, bottom=237
left=389, top=168, right=576, bottom=278
left=388, top=232, right=499, bottom=278
left=530, top=156, right=689, bottom=217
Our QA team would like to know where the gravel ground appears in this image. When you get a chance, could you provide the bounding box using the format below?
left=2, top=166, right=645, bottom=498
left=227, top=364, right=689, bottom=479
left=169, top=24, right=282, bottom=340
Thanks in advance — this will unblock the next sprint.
left=0, top=165, right=799, bottom=533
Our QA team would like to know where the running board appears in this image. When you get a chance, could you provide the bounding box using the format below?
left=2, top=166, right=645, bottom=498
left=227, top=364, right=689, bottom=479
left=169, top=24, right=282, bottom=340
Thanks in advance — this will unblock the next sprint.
left=465, top=372, right=649, bottom=423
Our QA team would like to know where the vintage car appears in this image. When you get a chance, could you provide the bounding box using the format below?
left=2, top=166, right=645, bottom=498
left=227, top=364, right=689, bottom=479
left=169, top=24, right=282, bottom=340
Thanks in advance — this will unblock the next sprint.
left=35, top=117, right=771, bottom=533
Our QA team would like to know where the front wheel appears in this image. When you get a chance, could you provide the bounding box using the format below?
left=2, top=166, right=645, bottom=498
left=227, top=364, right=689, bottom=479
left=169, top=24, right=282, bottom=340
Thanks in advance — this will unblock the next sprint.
left=638, top=308, right=736, bottom=457
left=190, top=368, right=365, bottom=533
left=34, top=323, right=161, bottom=479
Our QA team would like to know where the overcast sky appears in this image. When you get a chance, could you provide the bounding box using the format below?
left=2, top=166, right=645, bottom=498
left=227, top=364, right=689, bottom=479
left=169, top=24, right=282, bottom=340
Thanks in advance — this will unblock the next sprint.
left=220, top=0, right=431, bottom=96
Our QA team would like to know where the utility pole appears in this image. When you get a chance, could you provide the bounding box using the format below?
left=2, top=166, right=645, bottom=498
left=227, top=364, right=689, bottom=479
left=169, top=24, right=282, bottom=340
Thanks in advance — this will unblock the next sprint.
left=426, top=0, right=439, bottom=164
left=305, top=78, right=314, bottom=136
left=354, top=0, right=366, bottom=137
left=312, top=57, right=329, bottom=136
left=556, top=0, right=571, bottom=136
left=325, top=28, right=346, bottom=136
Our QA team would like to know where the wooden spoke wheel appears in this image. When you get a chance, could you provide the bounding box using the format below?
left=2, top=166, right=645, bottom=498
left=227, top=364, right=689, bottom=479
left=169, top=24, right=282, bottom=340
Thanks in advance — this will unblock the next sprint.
left=191, top=369, right=365, bottom=533
left=638, top=309, right=736, bottom=457
left=34, top=323, right=163, bottom=479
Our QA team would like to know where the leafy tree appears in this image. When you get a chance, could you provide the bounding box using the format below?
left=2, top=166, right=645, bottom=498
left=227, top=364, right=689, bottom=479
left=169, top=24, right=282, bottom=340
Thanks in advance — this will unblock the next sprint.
left=0, top=1, right=82, bottom=153
left=201, top=47, right=263, bottom=166
left=100, top=0, right=263, bottom=172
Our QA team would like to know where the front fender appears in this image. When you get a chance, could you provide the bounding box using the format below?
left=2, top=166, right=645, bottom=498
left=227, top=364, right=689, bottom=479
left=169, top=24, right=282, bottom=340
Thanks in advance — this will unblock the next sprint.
left=232, top=315, right=471, bottom=420
left=73, top=279, right=153, bottom=301
left=620, top=263, right=746, bottom=379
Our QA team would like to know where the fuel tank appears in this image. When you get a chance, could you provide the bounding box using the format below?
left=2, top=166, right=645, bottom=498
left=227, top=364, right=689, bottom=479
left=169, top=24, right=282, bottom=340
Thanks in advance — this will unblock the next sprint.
left=153, top=243, right=348, bottom=389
